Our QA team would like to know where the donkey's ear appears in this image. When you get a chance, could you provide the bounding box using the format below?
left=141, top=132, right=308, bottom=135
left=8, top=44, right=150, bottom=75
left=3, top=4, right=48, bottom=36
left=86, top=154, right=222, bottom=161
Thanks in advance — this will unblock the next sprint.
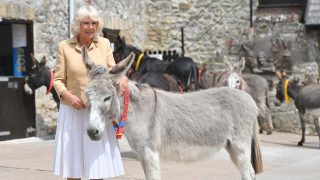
left=121, top=37, right=126, bottom=45
left=223, top=56, right=233, bottom=71
left=279, top=69, right=288, bottom=79
left=117, top=35, right=126, bottom=46
left=238, top=57, right=246, bottom=71
left=233, top=57, right=245, bottom=75
left=30, top=53, right=39, bottom=67
left=82, top=46, right=96, bottom=70
left=40, top=56, right=47, bottom=65
left=275, top=70, right=282, bottom=80
left=109, top=52, right=135, bottom=75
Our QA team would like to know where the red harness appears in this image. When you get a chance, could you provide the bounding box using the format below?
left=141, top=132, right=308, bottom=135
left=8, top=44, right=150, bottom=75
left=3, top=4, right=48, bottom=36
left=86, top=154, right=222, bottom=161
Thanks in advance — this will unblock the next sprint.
left=112, top=86, right=130, bottom=139
left=178, top=84, right=184, bottom=93
left=46, top=70, right=54, bottom=94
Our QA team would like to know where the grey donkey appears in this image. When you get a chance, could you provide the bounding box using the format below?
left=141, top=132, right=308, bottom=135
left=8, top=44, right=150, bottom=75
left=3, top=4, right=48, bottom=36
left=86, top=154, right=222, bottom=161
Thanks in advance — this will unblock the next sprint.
left=82, top=47, right=263, bottom=180
left=199, top=57, right=273, bottom=134
left=274, top=71, right=320, bottom=146
left=224, top=57, right=273, bottom=135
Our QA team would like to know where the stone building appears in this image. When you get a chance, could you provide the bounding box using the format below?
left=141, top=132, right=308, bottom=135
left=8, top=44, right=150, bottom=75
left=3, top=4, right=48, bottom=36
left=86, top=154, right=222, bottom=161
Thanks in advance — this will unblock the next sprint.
left=0, top=0, right=319, bottom=137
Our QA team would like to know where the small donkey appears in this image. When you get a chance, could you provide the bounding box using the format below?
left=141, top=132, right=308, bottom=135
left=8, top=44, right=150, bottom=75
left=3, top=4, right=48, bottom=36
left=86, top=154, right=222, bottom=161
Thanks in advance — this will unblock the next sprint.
left=199, top=57, right=273, bottom=134
left=24, top=54, right=60, bottom=109
left=274, top=71, right=320, bottom=146
left=82, top=47, right=263, bottom=180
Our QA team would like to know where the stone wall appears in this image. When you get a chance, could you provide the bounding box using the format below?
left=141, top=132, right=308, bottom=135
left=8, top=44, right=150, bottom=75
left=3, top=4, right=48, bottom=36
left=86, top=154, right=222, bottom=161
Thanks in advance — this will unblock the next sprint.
left=253, top=2, right=320, bottom=135
left=1, top=0, right=320, bottom=136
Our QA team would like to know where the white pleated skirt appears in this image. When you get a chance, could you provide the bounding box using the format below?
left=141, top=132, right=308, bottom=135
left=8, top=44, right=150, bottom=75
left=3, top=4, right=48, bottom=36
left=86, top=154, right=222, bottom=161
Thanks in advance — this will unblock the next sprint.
left=53, top=104, right=124, bottom=179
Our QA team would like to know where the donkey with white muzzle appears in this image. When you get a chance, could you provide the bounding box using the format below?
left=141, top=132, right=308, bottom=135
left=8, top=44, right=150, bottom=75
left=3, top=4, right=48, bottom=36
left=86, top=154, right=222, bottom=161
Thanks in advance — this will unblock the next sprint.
left=24, top=54, right=60, bottom=109
left=82, top=47, right=263, bottom=180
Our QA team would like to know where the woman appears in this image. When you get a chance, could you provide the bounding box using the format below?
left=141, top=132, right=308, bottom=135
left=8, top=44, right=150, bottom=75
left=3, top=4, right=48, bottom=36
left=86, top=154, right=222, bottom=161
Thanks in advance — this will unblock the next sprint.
left=53, top=5, right=126, bottom=180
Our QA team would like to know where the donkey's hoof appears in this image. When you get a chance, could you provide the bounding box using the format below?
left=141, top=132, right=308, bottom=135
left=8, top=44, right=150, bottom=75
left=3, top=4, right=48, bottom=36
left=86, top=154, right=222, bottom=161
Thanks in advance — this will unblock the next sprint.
left=266, top=131, right=272, bottom=135
left=297, top=142, right=304, bottom=146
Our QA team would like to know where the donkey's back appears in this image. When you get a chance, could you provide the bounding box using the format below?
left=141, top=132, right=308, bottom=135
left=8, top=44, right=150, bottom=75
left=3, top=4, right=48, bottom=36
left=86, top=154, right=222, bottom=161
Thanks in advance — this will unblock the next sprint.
left=138, top=87, right=259, bottom=161
left=157, top=87, right=257, bottom=141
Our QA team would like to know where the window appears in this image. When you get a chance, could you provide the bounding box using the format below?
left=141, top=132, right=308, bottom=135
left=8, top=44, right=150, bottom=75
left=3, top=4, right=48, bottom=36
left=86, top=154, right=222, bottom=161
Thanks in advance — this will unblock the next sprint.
left=259, top=0, right=304, bottom=7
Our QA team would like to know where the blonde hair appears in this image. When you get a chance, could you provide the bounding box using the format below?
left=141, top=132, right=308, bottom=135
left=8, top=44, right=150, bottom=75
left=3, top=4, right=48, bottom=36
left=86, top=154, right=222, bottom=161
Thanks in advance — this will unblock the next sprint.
left=71, top=5, right=103, bottom=36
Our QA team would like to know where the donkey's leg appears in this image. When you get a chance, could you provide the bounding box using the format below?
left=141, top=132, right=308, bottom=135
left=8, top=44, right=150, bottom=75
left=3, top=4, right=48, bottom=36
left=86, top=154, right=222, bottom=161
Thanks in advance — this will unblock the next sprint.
left=225, top=141, right=255, bottom=180
left=265, top=107, right=273, bottom=135
left=314, top=117, right=320, bottom=148
left=258, top=101, right=273, bottom=135
left=256, top=102, right=268, bottom=134
left=138, top=147, right=160, bottom=180
left=257, top=115, right=264, bottom=134
left=298, top=113, right=306, bottom=146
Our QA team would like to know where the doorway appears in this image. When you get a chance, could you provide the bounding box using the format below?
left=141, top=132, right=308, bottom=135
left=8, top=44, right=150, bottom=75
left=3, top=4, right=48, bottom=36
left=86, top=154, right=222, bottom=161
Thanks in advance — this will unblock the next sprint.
left=0, top=19, right=35, bottom=140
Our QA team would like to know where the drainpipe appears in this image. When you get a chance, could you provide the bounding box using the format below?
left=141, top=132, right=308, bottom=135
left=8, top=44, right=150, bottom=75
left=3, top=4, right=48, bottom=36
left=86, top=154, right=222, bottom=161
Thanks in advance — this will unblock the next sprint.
left=69, top=0, right=75, bottom=38
left=181, top=27, right=185, bottom=57
left=250, top=0, right=253, bottom=27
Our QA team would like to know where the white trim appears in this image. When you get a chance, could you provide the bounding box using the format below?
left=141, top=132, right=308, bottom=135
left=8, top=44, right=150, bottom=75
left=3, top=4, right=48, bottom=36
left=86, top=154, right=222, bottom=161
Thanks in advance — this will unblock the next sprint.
left=0, top=131, right=11, bottom=136
left=69, top=0, right=75, bottom=38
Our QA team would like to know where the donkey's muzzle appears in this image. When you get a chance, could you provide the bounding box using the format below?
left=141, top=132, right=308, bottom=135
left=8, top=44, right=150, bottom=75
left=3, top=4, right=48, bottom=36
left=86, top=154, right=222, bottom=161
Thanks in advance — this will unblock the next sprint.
left=24, top=83, right=34, bottom=95
left=86, top=126, right=102, bottom=141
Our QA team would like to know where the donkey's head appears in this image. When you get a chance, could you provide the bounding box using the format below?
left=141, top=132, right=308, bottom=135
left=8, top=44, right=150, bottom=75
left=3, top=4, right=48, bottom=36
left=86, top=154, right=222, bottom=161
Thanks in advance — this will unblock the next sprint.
left=274, top=70, right=304, bottom=106
left=82, top=47, right=135, bottom=140
left=113, top=36, right=142, bottom=69
left=216, top=56, right=245, bottom=89
left=242, top=44, right=259, bottom=71
left=24, top=54, right=50, bottom=95
left=113, top=36, right=132, bottom=63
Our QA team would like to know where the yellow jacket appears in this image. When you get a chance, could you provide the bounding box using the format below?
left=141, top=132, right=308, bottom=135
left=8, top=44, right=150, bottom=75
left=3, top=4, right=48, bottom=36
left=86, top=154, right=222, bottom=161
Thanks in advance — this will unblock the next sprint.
left=53, top=35, right=116, bottom=106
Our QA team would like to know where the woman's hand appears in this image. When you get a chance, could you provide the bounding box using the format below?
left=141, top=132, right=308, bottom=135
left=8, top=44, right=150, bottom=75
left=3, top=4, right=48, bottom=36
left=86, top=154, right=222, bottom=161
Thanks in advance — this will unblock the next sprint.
left=61, top=90, right=86, bottom=110
left=117, top=75, right=128, bottom=96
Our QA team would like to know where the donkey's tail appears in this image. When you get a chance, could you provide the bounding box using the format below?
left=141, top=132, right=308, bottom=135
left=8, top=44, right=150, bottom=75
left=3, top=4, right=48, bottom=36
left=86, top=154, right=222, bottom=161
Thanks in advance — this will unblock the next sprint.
left=251, top=120, right=263, bottom=174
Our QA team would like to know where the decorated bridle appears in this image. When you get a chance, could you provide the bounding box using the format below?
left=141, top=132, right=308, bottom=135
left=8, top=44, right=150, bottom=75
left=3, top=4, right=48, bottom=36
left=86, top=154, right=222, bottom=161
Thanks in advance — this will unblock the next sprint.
left=112, top=85, right=130, bottom=139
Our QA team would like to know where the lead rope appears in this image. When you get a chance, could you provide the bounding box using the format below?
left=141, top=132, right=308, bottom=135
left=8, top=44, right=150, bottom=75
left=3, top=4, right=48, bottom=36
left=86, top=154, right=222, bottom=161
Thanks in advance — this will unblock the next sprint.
left=112, top=86, right=130, bottom=139
left=46, top=70, right=54, bottom=94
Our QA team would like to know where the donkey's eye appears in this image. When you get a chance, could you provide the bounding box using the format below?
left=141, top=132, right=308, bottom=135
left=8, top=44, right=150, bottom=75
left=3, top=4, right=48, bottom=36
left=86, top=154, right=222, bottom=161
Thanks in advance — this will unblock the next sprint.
left=103, top=96, right=111, bottom=102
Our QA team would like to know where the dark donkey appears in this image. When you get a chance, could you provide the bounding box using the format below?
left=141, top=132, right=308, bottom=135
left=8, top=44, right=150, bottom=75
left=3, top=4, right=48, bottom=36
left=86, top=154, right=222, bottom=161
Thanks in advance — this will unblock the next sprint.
left=113, top=36, right=199, bottom=91
left=24, top=54, right=60, bottom=109
left=138, top=72, right=182, bottom=92
left=274, top=71, right=320, bottom=146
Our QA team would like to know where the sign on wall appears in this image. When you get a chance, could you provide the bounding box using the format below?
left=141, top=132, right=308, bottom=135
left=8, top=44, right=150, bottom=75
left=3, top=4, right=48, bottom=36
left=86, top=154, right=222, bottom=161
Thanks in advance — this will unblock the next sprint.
left=12, top=24, right=27, bottom=48
left=12, top=24, right=27, bottom=76
left=12, top=47, right=27, bottom=76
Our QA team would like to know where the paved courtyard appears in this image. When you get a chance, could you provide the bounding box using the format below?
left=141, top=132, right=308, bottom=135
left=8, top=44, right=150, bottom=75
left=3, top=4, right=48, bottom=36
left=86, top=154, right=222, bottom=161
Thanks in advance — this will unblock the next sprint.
left=0, top=131, right=319, bottom=180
